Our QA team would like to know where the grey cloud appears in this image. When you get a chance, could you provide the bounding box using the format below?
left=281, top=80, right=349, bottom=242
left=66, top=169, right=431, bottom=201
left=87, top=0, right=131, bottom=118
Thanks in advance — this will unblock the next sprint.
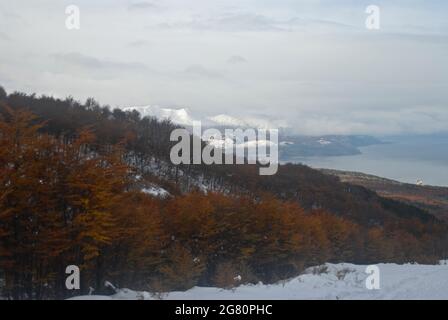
left=128, top=2, right=157, bottom=11
left=285, top=105, right=448, bottom=136
left=207, top=13, right=282, bottom=32
left=285, top=17, right=358, bottom=31
left=49, top=53, right=151, bottom=80
left=0, top=32, right=11, bottom=41
left=375, top=32, right=448, bottom=46
left=153, top=12, right=360, bottom=33
left=155, top=12, right=284, bottom=32
left=184, top=64, right=224, bottom=79
left=0, top=7, right=21, bottom=20
left=127, top=40, right=151, bottom=48
left=2, top=1, right=448, bottom=136
left=51, top=52, right=148, bottom=72
left=227, top=55, right=247, bottom=64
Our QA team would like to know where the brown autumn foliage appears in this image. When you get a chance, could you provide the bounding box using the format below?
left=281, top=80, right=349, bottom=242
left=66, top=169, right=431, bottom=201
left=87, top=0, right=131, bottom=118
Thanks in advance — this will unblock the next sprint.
left=1, top=105, right=448, bottom=299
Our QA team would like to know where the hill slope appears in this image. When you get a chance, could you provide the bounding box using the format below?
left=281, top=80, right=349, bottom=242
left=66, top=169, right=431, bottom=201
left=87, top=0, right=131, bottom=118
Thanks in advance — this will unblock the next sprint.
left=2, top=88, right=448, bottom=298
left=321, top=169, right=448, bottom=221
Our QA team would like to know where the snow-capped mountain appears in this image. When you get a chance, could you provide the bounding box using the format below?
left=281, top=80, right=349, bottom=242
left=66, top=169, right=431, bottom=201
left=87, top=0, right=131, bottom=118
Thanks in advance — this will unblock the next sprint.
left=122, top=106, right=289, bottom=130
left=120, top=106, right=384, bottom=158
left=208, top=114, right=289, bottom=130
left=122, top=105, right=195, bottom=126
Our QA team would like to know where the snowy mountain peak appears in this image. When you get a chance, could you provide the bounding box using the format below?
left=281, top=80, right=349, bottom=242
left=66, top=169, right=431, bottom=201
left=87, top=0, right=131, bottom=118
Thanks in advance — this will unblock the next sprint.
left=122, top=105, right=194, bottom=126
left=208, top=114, right=289, bottom=130
left=123, top=106, right=289, bottom=131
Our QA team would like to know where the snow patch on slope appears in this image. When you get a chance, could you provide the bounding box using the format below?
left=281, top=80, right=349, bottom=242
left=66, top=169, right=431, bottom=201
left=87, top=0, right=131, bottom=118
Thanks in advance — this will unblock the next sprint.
left=141, top=185, right=170, bottom=198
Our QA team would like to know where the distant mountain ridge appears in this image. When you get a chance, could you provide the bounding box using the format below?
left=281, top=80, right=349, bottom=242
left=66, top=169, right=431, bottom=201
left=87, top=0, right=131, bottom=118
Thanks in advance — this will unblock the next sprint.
left=122, top=105, right=383, bottom=157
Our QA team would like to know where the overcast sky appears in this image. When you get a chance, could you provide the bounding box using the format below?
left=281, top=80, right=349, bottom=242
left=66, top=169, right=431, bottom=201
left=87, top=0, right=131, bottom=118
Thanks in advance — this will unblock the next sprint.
left=1, top=0, right=447, bottom=135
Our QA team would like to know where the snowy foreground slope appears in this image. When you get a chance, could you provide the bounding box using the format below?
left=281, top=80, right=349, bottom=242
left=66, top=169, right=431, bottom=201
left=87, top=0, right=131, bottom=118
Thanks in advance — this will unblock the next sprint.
left=70, top=262, right=448, bottom=300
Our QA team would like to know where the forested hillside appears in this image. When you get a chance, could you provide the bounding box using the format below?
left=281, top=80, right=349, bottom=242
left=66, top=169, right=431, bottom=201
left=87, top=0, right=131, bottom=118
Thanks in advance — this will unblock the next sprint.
left=1, top=87, right=447, bottom=299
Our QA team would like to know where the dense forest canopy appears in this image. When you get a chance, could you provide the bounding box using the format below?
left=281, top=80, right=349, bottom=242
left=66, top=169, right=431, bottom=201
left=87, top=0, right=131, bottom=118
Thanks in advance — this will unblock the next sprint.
left=1, top=86, right=447, bottom=299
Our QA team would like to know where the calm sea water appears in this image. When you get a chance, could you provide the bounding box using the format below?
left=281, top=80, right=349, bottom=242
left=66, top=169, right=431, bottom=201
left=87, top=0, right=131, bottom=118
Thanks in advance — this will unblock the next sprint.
left=283, top=136, right=448, bottom=187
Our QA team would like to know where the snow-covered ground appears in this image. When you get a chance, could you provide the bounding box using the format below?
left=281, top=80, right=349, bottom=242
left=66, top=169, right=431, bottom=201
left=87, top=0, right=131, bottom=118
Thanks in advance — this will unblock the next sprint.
left=70, top=261, right=448, bottom=300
